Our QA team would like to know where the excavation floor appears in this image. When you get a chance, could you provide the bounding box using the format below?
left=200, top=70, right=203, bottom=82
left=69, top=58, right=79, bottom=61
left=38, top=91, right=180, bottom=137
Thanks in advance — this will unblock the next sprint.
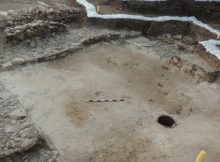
left=0, top=37, right=220, bottom=162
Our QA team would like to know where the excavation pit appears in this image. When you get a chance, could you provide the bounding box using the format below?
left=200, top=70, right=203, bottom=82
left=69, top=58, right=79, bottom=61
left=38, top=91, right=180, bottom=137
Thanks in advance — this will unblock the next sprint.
left=1, top=35, right=220, bottom=162
left=1, top=0, right=220, bottom=162
left=157, top=115, right=176, bottom=128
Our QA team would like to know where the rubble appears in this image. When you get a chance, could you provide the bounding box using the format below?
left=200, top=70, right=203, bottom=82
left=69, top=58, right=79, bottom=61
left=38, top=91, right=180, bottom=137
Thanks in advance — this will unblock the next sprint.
left=0, top=83, right=57, bottom=162
left=168, top=56, right=220, bottom=83
left=0, top=3, right=85, bottom=29
left=0, top=83, right=38, bottom=157
left=4, top=20, right=66, bottom=41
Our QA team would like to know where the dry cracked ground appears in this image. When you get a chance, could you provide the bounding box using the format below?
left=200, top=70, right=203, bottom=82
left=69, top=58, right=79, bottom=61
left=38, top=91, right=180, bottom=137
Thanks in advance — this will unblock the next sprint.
left=0, top=0, right=220, bottom=162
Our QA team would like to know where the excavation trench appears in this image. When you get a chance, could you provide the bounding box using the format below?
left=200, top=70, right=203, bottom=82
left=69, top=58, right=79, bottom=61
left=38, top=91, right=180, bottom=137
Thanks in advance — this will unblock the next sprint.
left=1, top=35, right=220, bottom=162
left=1, top=1, right=220, bottom=162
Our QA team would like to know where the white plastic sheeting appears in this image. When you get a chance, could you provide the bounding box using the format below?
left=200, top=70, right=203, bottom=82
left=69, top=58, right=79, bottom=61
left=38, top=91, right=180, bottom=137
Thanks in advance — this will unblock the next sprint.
left=77, top=0, right=220, bottom=35
left=77, top=0, right=220, bottom=59
left=200, top=40, right=220, bottom=60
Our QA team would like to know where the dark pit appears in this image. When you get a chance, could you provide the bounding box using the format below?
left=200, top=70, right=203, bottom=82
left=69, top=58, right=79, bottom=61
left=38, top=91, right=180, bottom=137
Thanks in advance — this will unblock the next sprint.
left=157, top=115, right=176, bottom=128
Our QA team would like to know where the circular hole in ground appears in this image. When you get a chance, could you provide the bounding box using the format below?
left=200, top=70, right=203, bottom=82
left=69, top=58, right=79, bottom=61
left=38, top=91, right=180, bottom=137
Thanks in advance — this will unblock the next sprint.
left=157, top=115, right=176, bottom=128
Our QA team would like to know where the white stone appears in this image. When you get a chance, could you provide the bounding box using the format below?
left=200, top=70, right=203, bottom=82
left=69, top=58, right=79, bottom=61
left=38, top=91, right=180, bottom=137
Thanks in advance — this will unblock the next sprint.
left=173, top=34, right=183, bottom=40
left=11, top=58, right=25, bottom=65
left=37, top=1, right=49, bottom=7
left=1, top=62, right=13, bottom=69
left=4, top=125, right=16, bottom=133
left=0, top=11, right=8, bottom=16
left=8, top=10, right=16, bottom=16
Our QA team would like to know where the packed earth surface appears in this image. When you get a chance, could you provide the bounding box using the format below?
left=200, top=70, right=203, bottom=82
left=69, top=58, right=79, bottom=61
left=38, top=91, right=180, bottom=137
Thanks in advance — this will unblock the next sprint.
left=0, top=0, right=220, bottom=162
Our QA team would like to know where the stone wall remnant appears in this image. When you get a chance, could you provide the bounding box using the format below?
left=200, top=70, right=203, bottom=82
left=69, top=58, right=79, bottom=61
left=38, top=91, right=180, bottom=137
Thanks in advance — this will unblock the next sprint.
left=4, top=20, right=66, bottom=41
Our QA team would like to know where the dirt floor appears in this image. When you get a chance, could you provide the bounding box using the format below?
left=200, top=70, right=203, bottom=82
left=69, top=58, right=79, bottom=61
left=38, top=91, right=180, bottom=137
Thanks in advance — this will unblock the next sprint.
left=0, top=36, right=220, bottom=162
